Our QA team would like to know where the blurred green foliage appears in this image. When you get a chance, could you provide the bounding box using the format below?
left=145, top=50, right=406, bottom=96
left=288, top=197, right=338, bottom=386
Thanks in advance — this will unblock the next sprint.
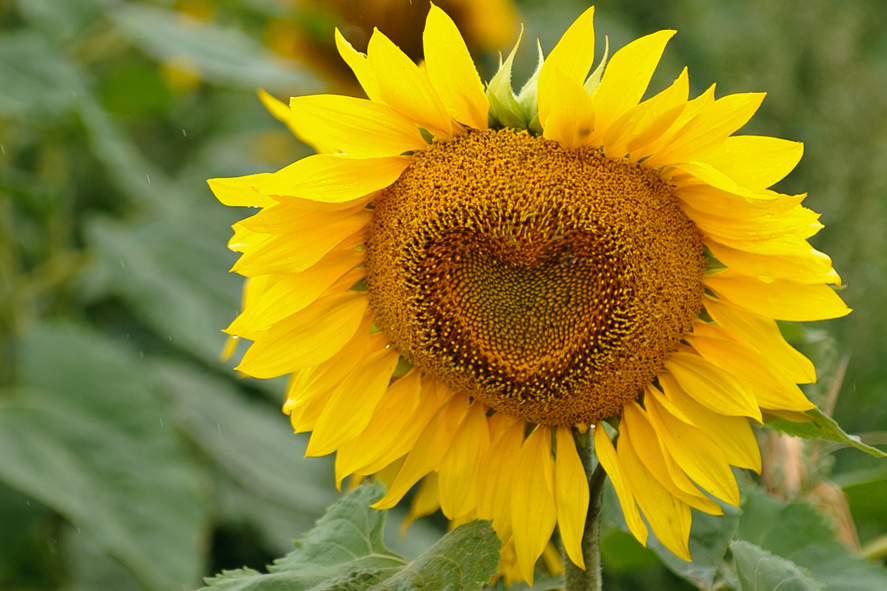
left=0, top=0, right=885, bottom=590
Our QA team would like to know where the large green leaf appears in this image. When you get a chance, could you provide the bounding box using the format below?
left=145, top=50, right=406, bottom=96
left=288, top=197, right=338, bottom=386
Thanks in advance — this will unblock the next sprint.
left=0, top=31, right=82, bottom=118
left=17, top=0, right=119, bottom=42
left=200, top=482, right=500, bottom=591
left=110, top=3, right=321, bottom=94
left=152, top=361, right=337, bottom=516
left=838, top=468, right=887, bottom=528
left=60, top=524, right=145, bottom=591
left=736, top=488, right=887, bottom=591
left=0, top=324, right=206, bottom=591
left=766, top=409, right=886, bottom=457
left=731, top=540, right=825, bottom=591
left=84, top=202, right=245, bottom=366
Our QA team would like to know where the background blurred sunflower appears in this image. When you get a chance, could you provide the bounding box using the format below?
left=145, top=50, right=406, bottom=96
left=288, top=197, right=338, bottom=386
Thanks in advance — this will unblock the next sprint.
left=212, top=5, right=849, bottom=584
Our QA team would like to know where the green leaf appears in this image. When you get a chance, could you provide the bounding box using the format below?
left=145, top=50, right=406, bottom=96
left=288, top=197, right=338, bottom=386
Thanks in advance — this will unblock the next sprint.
left=83, top=203, right=245, bottom=366
left=60, top=524, right=146, bottom=591
left=0, top=31, right=82, bottom=118
left=201, top=483, right=501, bottom=591
left=152, top=362, right=338, bottom=517
left=110, top=3, right=321, bottom=94
left=0, top=324, right=206, bottom=591
left=766, top=408, right=886, bottom=457
left=736, top=490, right=834, bottom=557
left=736, top=488, right=887, bottom=591
left=366, top=519, right=500, bottom=591
left=839, top=469, right=887, bottom=528
left=731, top=540, right=825, bottom=591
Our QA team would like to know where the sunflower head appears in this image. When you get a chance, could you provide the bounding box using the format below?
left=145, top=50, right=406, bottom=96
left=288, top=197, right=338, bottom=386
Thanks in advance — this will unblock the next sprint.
left=211, top=4, right=849, bottom=585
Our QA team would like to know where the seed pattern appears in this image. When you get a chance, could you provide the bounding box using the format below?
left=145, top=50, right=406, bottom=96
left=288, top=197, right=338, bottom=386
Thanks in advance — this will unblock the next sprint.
left=366, top=128, right=705, bottom=425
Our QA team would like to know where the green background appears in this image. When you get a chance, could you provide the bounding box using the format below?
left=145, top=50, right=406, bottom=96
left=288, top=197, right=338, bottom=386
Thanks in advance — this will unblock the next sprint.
left=0, top=0, right=885, bottom=589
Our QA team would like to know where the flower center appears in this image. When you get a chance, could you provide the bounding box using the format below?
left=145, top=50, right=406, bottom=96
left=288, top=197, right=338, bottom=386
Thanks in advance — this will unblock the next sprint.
left=365, top=128, right=705, bottom=425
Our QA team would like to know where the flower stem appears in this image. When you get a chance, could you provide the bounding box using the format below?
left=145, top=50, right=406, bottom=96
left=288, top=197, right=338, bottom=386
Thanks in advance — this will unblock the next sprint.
left=563, top=430, right=607, bottom=591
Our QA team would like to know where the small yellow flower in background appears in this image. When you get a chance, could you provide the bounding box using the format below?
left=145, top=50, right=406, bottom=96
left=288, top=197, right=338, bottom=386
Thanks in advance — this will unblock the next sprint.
left=210, top=5, right=850, bottom=585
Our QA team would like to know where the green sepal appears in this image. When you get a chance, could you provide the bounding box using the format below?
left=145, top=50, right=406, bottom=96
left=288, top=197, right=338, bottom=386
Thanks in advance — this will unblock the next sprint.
left=516, top=38, right=544, bottom=129
left=487, top=26, right=528, bottom=130
left=584, top=35, right=610, bottom=95
left=767, top=408, right=886, bottom=457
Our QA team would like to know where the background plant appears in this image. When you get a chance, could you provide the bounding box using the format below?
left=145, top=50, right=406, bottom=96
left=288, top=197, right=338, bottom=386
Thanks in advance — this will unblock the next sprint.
left=0, top=0, right=885, bottom=589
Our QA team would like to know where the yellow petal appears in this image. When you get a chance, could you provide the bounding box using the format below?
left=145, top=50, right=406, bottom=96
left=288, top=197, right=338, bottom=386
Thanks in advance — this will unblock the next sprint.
left=334, top=369, right=423, bottom=481
left=617, top=423, right=692, bottom=561
left=307, top=339, right=400, bottom=456
left=283, top=314, right=372, bottom=415
left=542, top=541, right=564, bottom=575
left=373, top=394, right=470, bottom=509
left=593, top=423, right=648, bottom=546
left=231, top=210, right=371, bottom=277
left=671, top=161, right=792, bottom=202
left=258, top=154, right=409, bottom=204
left=438, top=401, right=490, bottom=519
left=236, top=292, right=368, bottom=378
left=237, top=199, right=367, bottom=234
left=704, top=273, right=850, bottom=321
left=622, top=401, right=723, bottom=514
left=698, top=135, right=804, bottom=190
left=647, top=92, right=766, bottom=167
left=633, top=83, right=716, bottom=162
left=227, top=222, right=263, bottom=253
left=681, top=203, right=822, bottom=243
left=497, top=538, right=521, bottom=588
left=401, top=472, right=441, bottom=535
left=644, top=393, right=741, bottom=507
left=476, top=417, right=524, bottom=541
left=512, top=426, right=557, bottom=586
left=537, top=6, right=596, bottom=125
left=288, top=393, right=329, bottom=434
left=355, top=379, right=455, bottom=476
left=656, top=374, right=762, bottom=472
left=334, top=29, right=381, bottom=102
left=674, top=183, right=805, bottom=219
left=603, top=67, right=689, bottom=158
left=227, top=240, right=364, bottom=335
left=687, top=324, right=815, bottom=412
left=703, top=295, right=815, bottom=384
left=591, top=30, right=675, bottom=137
left=208, top=174, right=276, bottom=208
left=664, top=351, right=762, bottom=420
left=544, top=6, right=596, bottom=84
left=554, top=427, right=589, bottom=570
left=367, top=28, right=452, bottom=138
left=541, top=66, right=596, bottom=148
left=423, top=4, right=489, bottom=130
left=289, top=95, right=428, bottom=157
left=258, top=89, right=337, bottom=154
left=705, top=237, right=839, bottom=285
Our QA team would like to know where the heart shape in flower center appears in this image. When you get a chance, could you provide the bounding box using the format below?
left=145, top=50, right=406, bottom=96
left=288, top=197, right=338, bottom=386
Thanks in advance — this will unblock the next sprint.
left=365, top=128, right=705, bottom=425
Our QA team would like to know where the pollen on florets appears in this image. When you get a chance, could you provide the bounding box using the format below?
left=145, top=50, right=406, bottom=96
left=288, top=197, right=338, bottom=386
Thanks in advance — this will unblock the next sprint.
left=365, top=128, right=705, bottom=425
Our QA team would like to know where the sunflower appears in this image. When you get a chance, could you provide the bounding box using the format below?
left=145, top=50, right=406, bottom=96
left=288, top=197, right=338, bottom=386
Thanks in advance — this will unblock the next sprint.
left=210, top=5, right=850, bottom=585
